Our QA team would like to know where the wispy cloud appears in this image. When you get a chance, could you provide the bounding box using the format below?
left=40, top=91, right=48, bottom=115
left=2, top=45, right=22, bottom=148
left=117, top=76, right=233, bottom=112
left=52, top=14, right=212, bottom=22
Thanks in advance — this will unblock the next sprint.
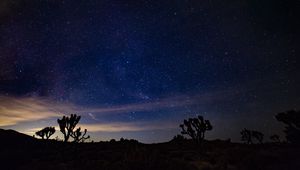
left=0, top=96, right=62, bottom=126
left=25, top=121, right=177, bottom=135
left=0, top=89, right=233, bottom=127
left=80, top=121, right=177, bottom=132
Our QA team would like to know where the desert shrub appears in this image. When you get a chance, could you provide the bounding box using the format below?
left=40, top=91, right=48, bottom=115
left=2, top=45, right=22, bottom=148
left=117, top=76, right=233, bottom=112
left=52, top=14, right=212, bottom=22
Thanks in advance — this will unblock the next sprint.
left=171, top=134, right=186, bottom=144
left=275, top=110, right=300, bottom=144
left=252, top=130, right=264, bottom=144
left=241, top=128, right=252, bottom=144
left=180, top=115, right=212, bottom=143
left=270, top=134, right=280, bottom=143
left=241, top=129, right=264, bottom=144
left=35, top=127, right=55, bottom=139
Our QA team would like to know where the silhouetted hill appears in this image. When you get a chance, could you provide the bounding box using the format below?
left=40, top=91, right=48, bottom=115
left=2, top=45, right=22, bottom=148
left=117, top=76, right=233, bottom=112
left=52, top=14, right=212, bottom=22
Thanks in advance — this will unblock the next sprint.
left=0, top=129, right=36, bottom=146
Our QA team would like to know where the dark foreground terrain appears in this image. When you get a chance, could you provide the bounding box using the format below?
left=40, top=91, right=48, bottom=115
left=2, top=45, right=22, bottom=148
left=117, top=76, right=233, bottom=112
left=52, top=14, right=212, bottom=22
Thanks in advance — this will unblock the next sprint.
left=0, top=129, right=299, bottom=170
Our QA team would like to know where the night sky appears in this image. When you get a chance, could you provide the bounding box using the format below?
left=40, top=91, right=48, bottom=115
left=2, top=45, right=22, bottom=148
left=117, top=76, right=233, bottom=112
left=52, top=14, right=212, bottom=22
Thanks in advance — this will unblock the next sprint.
left=0, top=0, right=299, bottom=143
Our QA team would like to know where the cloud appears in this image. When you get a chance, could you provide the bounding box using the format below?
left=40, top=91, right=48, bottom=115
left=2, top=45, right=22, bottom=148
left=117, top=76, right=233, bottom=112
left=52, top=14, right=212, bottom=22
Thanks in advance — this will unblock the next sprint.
left=0, top=89, right=233, bottom=127
left=0, top=94, right=192, bottom=126
left=80, top=121, right=177, bottom=132
left=25, top=121, right=177, bottom=135
left=0, top=96, right=63, bottom=126
left=0, top=89, right=241, bottom=142
left=73, top=90, right=232, bottom=115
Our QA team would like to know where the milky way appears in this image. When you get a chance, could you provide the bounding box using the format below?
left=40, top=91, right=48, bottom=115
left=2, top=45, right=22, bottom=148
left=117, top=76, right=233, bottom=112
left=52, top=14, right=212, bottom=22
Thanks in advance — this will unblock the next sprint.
left=0, top=0, right=299, bottom=143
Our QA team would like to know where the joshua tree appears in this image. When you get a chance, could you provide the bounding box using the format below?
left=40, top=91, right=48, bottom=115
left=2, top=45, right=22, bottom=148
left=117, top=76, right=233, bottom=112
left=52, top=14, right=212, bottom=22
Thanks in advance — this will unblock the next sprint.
left=57, top=114, right=89, bottom=142
left=35, top=127, right=55, bottom=139
left=240, top=128, right=252, bottom=144
left=252, top=130, right=264, bottom=144
left=275, top=110, right=300, bottom=144
left=180, top=115, right=212, bottom=143
left=270, top=134, right=280, bottom=143
left=70, top=127, right=90, bottom=143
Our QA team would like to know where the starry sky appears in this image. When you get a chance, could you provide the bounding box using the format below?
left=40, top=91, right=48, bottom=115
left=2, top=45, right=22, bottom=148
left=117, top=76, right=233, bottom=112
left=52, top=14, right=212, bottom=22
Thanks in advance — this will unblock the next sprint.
left=0, top=0, right=299, bottom=143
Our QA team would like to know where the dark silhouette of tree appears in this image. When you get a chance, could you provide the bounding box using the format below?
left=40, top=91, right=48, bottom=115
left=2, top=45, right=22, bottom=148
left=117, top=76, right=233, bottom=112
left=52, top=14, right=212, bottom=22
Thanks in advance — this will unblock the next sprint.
left=117, top=137, right=138, bottom=144
left=252, top=130, right=264, bottom=144
left=57, top=114, right=90, bottom=142
left=172, top=134, right=185, bottom=141
left=171, top=134, right=186, bottom=144
left=180, top=115, right=212, bottom=143
left=110, top=139, right=116, bottom=143
left=241, top=128, right=252, bottom=144
left=270, top=134, right=280, bottom=143
left=275, top=110, right=300, bottom=144
left=241, top=129, right=264, bottom=144
left=35, top=127, right=55, bottom=139
left=70, top=127, right=90, bottom=143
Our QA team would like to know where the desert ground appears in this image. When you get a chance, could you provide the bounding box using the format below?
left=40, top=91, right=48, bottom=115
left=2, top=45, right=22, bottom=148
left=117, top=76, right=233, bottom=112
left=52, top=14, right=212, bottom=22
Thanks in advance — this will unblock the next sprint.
left=0, top=129, right=299, bottom=170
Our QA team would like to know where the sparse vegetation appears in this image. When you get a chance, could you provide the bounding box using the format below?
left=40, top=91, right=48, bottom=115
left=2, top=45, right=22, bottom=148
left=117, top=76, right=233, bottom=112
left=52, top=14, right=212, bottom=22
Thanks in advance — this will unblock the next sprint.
left=35, top=127, right=55, bottom=139
left=171, top=134, right=186, bottom=144
left=2, top=128, right=300, bottom=170
left=240, top=129, right=264, bottom=144
left=2, top=110, right=300, bottom=169
left=180, top=115, right=212, bottom=143
left=241, top=128, right=252, bottom=144
left=275, top=110, right=300, bottom=144
left=270, top=134, right=280, bottom=143
left=57, top=114, right=90, bottom=142
left=110, top=139, right=116, bottom=143
left=70, top=127, right=90, bottom=143
left=252, top=130, right=264, bottom=144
